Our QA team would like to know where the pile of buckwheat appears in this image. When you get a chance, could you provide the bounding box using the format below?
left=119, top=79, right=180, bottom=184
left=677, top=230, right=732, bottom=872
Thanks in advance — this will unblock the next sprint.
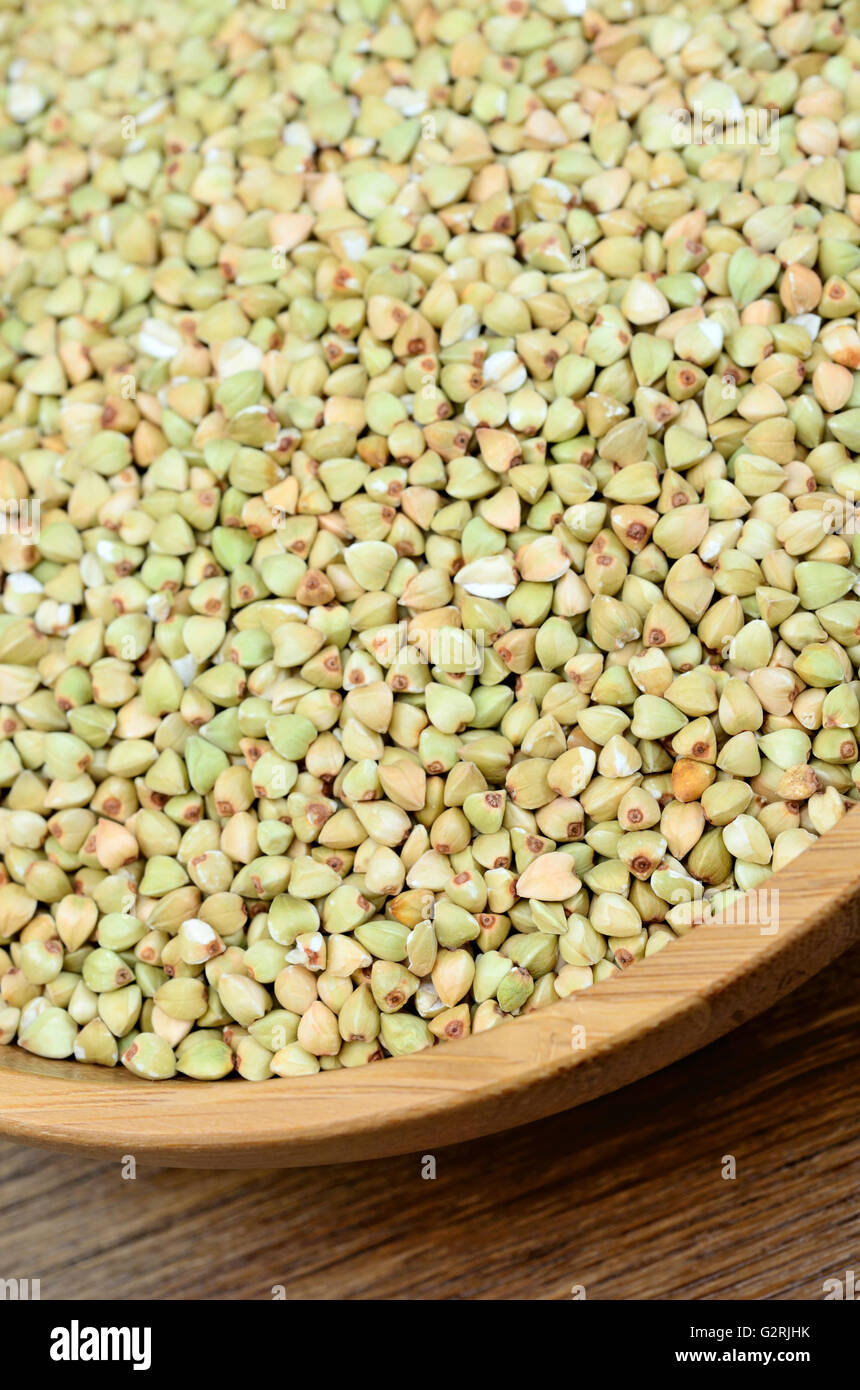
left=0, top=0, right=859, bottom=1080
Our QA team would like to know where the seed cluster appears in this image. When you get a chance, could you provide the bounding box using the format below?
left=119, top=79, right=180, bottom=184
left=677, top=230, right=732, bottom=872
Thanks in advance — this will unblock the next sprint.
left=1, top=0, right=860, bottom=1080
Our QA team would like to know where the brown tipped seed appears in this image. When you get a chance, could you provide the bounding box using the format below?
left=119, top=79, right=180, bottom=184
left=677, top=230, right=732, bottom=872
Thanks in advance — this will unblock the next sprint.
left=121, top=1033, right=176, bottom=1080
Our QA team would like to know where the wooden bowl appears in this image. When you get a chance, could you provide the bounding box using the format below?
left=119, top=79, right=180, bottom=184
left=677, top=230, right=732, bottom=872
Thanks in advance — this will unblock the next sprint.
left=2, top=806, right=859, bottom=1168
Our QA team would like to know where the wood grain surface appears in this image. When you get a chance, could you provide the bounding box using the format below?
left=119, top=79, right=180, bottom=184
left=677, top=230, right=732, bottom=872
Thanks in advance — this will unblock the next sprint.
left=1, top=943, right=857, bottom=1301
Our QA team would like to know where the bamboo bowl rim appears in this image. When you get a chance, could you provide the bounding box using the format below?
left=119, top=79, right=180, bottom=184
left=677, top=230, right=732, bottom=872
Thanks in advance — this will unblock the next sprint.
left=1, top=805, right=859, bottom=1168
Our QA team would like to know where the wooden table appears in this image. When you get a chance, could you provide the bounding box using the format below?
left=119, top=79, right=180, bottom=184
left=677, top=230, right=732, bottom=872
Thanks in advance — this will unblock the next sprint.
left=1, top=945, right=857, bottom=1301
